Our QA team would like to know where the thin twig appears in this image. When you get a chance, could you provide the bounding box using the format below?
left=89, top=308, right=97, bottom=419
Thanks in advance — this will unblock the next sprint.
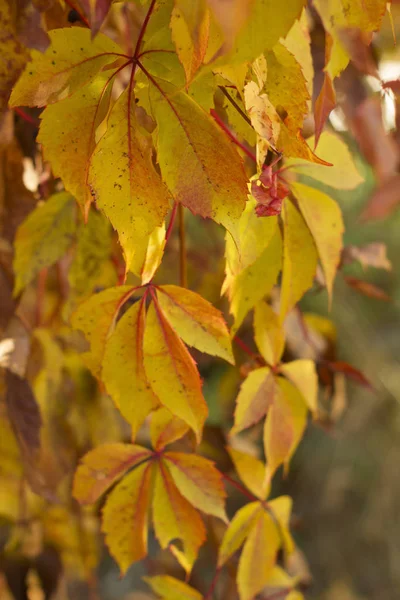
left=218, top=85, right=252, bottom=127
left=178, top=204, right=187, bottom=288
left=64, top=0, right=90, bottom=28
left=12, top=107, right=39, bottom=127
left=165, top=202, right=178, bottom=243
left=204, top=566, right=223, bottom=600
left=133, top=0, right=157, bottom=58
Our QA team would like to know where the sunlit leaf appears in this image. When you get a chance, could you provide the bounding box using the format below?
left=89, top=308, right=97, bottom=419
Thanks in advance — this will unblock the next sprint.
left=152, top=459, right=206, bottom=572
left=14, top=192, right=76, bottom=296
left=141, top=224, right=166, bottom=284
left=232, top=367, right=277, bottom=434
left=89, top=87, right=172, bottom=273
left=280, top=359, right=318, bottom=413
left=314, top=73, right=336, bottom=147
left=102, top=461, right=153, bottom=574
left=228, top=447, right=268, bottom=500
left=237, top=509, right=281, bottom=600
left=73, top=443, right=152, bottom=504
left=143, top=301, right=208, bottom=441
left=280, top=199, right=318, bottom=319
left=291, top=182, right=344, bottom=302
left=157, top=285, right=234, bottom=364
left=254, top=301, right=285, bottom=366
left=149, top=79, right=247, bottom=240
left=10, top=28, right=122, bottom=107
left=144, top=575, right=202, bottom=600
left=71, top=285, right=135, bottom=376
left=218, top=501, right=262, bottom=567
left=150, top=408, right=189, bottom=451
left=164, top=452, right=227, bottom=521
left=102, top=299, right=159, bottom=439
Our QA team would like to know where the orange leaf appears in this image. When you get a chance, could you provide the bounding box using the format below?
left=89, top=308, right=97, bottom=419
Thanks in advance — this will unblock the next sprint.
left=73, top=443, right=152, bottom=504
left=314, top=73, right=336, bottom=148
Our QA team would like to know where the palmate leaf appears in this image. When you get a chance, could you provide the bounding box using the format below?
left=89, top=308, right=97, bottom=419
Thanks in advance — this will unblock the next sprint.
left=74, top=442, right=226, bottom=574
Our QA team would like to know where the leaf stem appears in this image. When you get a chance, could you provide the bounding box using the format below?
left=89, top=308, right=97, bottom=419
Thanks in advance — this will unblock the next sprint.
left=210, top=109, right=256, bottom=163
left=64, top=0, right=90, bottom=28
left=133, top=0, right=157, bottom=58
left=218, top=85, right=252, bottom=127
left=222, top=472, right=258, bottom=503
left=203, top=565, right=223, bottom=600
left=233, top=336, right=264, bottom=365
left=12, top=107, right=39, bottom=127
left=178, top=204, right=187, bottom=288
left=165, top=202, right=178, bottom=243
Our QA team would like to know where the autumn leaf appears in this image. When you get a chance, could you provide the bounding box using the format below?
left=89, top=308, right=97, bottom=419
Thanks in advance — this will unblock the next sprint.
left=218, top=501, right=262, bottom=567
left=156, top=285, right=234, bottom=364
left=141, top=225, right=166, bottom=284
left=291, top=182, right=344, bottom=302
left=143, top=301, right=208, bottom=442
left=71, top=285, right=136, bottom=376
left=228, top=447, right=268, bottom=500
left=280, top=359, right=318, bottom=413
left=254, top=301, right=285, bottom=367
left=10, top=28, right=122, bottom=107
left=280, top=199, right=318, bottom=319
left=232, top=367, right=277, bottom=434
left=170, top=0, right=210, bottom=84
left=38, top=76, right=114, bottom=216
left=13, top=192, right=76, bottom=296
left=73, top=443, right=152, bottom=505
left=144, top=575, right=202, bottom=600
left=150, top=407, right=189, bottom=452
left=314, top=73, right=336, bottom=147
left=89, top=87, right=172, bottom=273
left=102, top=299, right=159, bottom=439
left=148, top=78, right=247, bottom=240
left=5, top=370, right=42, bottom=455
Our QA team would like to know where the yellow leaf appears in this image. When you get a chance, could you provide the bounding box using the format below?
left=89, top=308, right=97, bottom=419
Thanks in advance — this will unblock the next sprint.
left=222, top=86, right=256, bottom=147
left=224, top=199, right=279, bottom=281
left=141, top=224, right=166, bottom=284
left=232, top=366, right=277, bottom=434
left=71, top=285, right=135, bottom=376
left=287, top=131, right=365, bottom=190
left=268, top=495, right=295, bottom=554
left=280, top=199, right=318, bottom=319
left=230, top=224, right=282, bottom=334
left=150, top=408, right=189, bottom=451
left=164, top=452, right=227, bottom=521
left=152, top=460, right=206, bottom=572
left=10, top=28, right=122, bottom=107
left=244, top=80, right=281, bottom=157
left=38, top=77, right=113, bottom=215
left=102, top=299, right=159, bottom=439
left=227, top=0, right=306, bottom=64
left=149, top=80, right=247, bottom=241
left=291, top=182, right=344, bottom=302
left=264, top=377, right=307, bottom=478
left=13, top=192, right=76, bottom=296
left=254, top=301, right=285, bottom=366
left=228, top=448, right=268, bottom=500
left=283, top=11, right=313, bottom=99
left=144, top=575, right=202, bottom=600
left=89, top=88, right=172, bottom=273
left=218, top=502, right=262, bottom=567
left=170, top=0, right=210, bottom=84
left=280, top=359, right=318, bottom=413
left=73, top=443, right=152, bottom=504
left=102, top=461, right=153, bottom=574
left=143, top=301, right=208, bottom=442
left=157, top=285, right=234, bottom=364
left=237, top=510, right=281, bottom=600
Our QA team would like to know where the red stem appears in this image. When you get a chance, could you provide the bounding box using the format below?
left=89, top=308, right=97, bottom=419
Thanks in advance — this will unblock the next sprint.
left=165, top=202, right=178, bottom=243
left=203, top=566, right=223, bottom=600
left=222, top=473, right=259, bottom=503
left=64, top=0, right=90, bottom=28
left=133, top=0, right=157, bottom=58
left=210, top=109, right=257, bottom=163
left=233, top=336, right=259, bottom=361
left=13, top=107, right=40, bottom=127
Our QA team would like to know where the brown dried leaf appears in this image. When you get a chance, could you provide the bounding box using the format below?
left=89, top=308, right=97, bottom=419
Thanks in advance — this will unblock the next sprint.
left=5, top=370, right=42, bottom=453
left=344, top=275, right=391, bottom=302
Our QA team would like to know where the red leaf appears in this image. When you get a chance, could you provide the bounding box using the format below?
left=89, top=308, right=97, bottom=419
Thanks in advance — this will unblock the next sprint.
left=344, top=275, right=391, bottom=302
left=314, top=73, right=336, bottom=148
left=324, top=360, right=373, bottom=391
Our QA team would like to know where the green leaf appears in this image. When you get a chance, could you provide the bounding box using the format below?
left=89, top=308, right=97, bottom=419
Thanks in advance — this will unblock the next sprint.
left=10, top=28, right=122, bottom=107
left=13, top=192, right=76, bottom=296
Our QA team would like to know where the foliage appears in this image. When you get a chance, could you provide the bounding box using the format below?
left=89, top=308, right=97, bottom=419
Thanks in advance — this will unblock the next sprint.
left=0, top=0, right=395, bottom=598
